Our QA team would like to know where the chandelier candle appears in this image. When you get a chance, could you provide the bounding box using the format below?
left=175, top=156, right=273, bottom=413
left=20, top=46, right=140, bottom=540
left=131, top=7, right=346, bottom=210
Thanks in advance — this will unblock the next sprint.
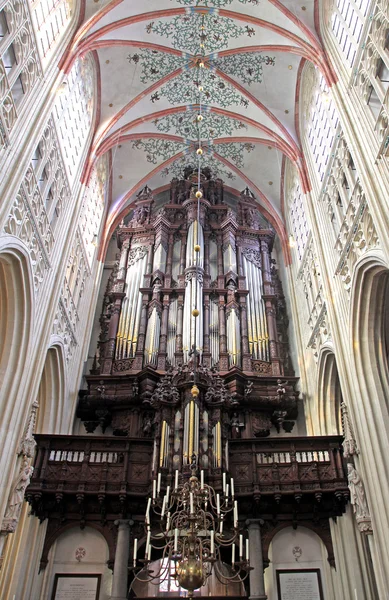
left=131, top=466, right=250, bottom=598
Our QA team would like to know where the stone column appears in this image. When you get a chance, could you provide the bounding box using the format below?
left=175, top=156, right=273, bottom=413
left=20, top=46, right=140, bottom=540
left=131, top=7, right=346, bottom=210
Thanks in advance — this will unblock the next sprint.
left=246, top=519, right=267, bottom=600
left=111, top=519, right=132, bottom=600
left=175, top=295, right=184, bottom=364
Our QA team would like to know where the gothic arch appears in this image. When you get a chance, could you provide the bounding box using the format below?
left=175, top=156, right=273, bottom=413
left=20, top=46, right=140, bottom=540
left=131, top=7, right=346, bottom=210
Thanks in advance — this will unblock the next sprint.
left=0, top=241, right=33, bottom=417
left=262, top=521, right=335, bottom=569
left=41, top=522, right=115, bottom=572
left=316, top=347, right=343, bottom=435
left=36, top=343, right=67, bottom=435
left=350, top=252, right=389, bottom=438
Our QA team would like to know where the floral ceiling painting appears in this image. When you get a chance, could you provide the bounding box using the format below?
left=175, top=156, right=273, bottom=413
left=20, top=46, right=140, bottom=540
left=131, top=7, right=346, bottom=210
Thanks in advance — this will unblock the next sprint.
left=74, top=0, right=319, bottom=236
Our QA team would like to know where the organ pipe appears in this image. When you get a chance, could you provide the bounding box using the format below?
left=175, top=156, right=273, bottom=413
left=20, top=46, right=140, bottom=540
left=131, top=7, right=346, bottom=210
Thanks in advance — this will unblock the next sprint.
left=167, top=298, right=178, bottom=365
left=210, top=300, right=219, bottom=366
left=227, top=308, right=241, bottom=367
left=116, top=249, right=148, bottom=359
left=183, top=400, right=199, bottom=465
left=183, top=220, right=204, bottom=363
left=144, top=306, right=161, bottom=367
left=243, top=254, right=269, bottom=362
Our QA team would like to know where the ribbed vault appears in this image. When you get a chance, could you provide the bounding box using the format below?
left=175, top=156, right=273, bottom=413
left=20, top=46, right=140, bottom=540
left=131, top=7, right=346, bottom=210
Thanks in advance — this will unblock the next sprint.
left=62, top=0, right=335, bottom=259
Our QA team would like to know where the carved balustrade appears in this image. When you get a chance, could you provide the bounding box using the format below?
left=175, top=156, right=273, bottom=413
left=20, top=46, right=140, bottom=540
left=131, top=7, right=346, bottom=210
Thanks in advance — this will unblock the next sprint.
left=27, top=435, right=154, bottom=515
left=229, top=436, right=349, bottom=517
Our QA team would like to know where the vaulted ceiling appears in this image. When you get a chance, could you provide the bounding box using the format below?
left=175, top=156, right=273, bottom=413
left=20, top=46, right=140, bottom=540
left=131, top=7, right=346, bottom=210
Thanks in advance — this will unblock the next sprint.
left=64, top=0, right=335, bottom=257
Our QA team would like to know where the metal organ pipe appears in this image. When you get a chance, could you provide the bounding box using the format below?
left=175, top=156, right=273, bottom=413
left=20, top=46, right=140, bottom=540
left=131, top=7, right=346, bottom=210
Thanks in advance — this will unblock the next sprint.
left=167, top=298, right=178, bottom=365
left=210, top=300, right=219, bottom=367
left=243, top=254, right=269, bottom=362
left=116, top=248, right=148, bottom=359
left=144, top=307, right=161, bottom=367
left=183, top=220, right=204, bottom=363
left=227, top=308, right=241, bottom=367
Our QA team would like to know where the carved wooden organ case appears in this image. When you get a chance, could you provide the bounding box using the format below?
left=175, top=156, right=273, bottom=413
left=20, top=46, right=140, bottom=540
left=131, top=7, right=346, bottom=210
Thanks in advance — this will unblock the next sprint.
left=79, top=171, right=299, bottom=479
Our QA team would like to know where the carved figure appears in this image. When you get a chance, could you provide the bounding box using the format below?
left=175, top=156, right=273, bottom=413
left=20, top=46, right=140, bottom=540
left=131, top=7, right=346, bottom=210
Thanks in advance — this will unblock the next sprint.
left=5, top=462, right=34, bottom=520
left=244, top=380, right=253, bottom=398
left=132, top=378, right=139, bottom=399
left=341, top=402, right=359, bottom=457
left=347, top=464, right=370, bottom=520
left=142, top=413, right=153, bottom=437
left=251, top=413, right=272, bottom=437
left=276, top=379, right=288, bottom=400
left=151, top=372, right=180, bottom=406
left=231, top=413, right=242, bottom=439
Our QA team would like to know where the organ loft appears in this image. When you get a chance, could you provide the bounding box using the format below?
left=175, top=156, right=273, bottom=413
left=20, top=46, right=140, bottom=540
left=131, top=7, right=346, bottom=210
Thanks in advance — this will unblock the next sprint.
left=27, top=170, right=349, bottom=598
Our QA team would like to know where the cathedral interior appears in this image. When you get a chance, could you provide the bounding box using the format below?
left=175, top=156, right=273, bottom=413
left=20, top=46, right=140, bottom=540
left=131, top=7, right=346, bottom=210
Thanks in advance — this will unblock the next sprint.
left=0, top=0, right=388, bottom=599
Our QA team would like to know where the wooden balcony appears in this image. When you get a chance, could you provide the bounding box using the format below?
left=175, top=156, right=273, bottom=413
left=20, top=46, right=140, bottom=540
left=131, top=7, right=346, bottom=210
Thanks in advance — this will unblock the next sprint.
left=27, top=435, right=154, bottom=519
left=229, top=436, right=349, bottom=518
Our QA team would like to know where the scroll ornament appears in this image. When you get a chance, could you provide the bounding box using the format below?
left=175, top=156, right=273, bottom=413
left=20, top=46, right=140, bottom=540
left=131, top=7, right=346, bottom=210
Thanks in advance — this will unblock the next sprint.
left=128, top=246, right=148, bottom=267
left=242, top=247, right=261, bottom=268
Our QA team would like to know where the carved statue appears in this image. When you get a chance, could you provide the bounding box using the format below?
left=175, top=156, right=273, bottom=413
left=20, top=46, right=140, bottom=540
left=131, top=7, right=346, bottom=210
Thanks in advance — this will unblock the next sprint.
left=205, top=373, right=230, bottom=405
left=276, top=379, right=288, bottom=400
left=142, top=413, right=153, bottom=437
left=341, top=402, right=359, bottom=457
left=132, top=378, right=139, bottom=399
left=97, top=381, right=106, bottom=399
left=231, top=413, right=242, bottom=439
left=244, top=380, right=253, bottom=398
left=134, top=205, right=149, bottom=225
left=347, top=464, right=370, bottom=520
left=4, top=462, right=34, bottom=520
left=151, top=372, right=180, bottom=406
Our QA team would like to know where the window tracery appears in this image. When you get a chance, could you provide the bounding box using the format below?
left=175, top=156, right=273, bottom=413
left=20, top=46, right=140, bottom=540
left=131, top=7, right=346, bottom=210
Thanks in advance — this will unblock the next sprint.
left=288, top=179, right=310, bottom=261
left=306, top=74, right=339, bottom=183
left=78, top=157, right=108, bottom=266
left=0, top=0, right=40, bottom=151
left=331, top=0, right=371, bottom=67
left=29, top=0, right=72, bottom=65
left=54, top=55, right=95, bottom=185
left=353, top=0, right=389, bottom=155
left=3, top=117, right=71, bottom=291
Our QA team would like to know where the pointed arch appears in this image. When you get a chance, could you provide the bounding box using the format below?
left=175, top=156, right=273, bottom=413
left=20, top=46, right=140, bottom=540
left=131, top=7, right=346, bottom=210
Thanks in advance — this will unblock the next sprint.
left=316, top=347, right=343, bottom=435
left=0, top=240, right=34, bottom=418
left=36, top=343, right=67, bottom=435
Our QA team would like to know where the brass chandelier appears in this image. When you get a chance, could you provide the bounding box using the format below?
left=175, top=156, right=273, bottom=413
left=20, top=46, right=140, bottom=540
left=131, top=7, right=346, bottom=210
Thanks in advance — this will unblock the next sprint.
left=131, top=461, right=250, bottom=597
left=131, top=14, right=250, bottom=598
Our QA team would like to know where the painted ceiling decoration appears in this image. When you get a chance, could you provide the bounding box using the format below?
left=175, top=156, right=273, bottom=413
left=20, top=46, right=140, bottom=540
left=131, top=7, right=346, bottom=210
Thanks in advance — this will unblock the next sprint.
left=152, top=109, right=248, bottom=140
left=147, top=13, right=256, bottom=54
left=69, top=0, right=333, bottom=258
left=172, top=0, right=259, bottom=6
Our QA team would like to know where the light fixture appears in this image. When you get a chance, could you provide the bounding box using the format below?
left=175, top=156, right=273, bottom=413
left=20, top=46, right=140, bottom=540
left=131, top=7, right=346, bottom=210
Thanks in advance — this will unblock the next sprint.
left=289, top=234, right=296, bottom=248
left=131, top=465, right=250, bottom=598
left=91, top=233, right=98, bottom=247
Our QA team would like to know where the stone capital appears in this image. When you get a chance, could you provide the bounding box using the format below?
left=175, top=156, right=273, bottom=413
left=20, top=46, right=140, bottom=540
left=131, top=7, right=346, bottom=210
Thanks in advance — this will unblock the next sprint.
left=114, top=519, right=134, bottom=529
left=245, top=518, right=264, bottom=529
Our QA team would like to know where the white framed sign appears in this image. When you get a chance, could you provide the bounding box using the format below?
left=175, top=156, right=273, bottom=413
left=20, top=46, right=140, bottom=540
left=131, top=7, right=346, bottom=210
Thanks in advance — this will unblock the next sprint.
left=276, top=569, right=324, bottom=600
left=51, top=574, right=101, bottom=600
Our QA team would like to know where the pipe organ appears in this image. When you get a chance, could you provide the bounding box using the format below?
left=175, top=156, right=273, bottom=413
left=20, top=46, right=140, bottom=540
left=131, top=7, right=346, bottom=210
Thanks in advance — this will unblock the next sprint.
left=90, top=171, right=296, bottom=479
